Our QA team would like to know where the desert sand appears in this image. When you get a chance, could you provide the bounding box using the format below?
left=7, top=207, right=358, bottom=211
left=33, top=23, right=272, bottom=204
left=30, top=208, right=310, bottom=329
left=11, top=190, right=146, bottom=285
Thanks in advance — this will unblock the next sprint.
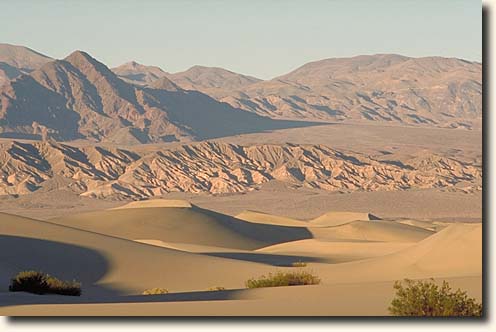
left=0, top=199, right=482, bottom=316
left=0, top=43, right=483, bottom=317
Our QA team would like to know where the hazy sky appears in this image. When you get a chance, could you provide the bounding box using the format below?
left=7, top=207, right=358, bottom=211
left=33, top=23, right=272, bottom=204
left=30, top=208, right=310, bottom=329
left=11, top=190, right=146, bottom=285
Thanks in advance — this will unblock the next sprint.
left=1, top=0, right=481, bottom=79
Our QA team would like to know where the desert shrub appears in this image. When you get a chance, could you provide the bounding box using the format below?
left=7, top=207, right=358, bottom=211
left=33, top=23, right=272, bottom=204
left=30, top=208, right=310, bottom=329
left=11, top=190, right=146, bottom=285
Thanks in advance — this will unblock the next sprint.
left=389, top=279, right=482, bottom=317
left=9, top=270, right=81, bottom=296
left=207, top=286, right=226, bottom=291
left=142, top=287, right=169, bottom=295
left=291, top=261, right=307, bottom=267
left=245, top=270, right=320, bottom=288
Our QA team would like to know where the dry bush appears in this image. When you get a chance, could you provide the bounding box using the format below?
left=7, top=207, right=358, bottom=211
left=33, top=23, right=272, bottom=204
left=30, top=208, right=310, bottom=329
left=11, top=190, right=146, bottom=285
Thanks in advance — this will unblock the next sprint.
left=245, top=270, right=320, bottom=288
left=142, top=287, right=169, bottom=295
left=206, top=286, right=226, bottom=291
left=9, top=270, right=81, bottom=296
left=291, top=261, right=307, bottom=267
left=389, top=279, right=482, bottom=317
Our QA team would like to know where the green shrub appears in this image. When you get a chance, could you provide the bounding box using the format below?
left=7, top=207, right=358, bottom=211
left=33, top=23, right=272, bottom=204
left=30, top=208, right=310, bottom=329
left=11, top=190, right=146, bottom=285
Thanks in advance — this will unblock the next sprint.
left=142, top=287, right=169, bottom=295
left=291, top=261, right=307, bottom=267
left=207, top=286, right=226, bottom=291
left=9, top=270, right=81, bottom=296
left=245, top=270, right=320, bottom=288
left=389, top=279, right=482, bottom=317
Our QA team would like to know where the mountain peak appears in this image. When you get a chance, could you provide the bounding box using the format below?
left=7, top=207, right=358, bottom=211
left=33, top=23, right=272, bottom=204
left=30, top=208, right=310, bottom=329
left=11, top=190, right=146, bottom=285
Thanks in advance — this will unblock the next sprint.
left=64, top=50, right=97, bottom=65
left=64, top=50, right=118, bottom=82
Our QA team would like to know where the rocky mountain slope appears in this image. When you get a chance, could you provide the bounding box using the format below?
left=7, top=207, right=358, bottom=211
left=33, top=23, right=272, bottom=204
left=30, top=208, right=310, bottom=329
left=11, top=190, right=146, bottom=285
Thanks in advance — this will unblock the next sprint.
left=111, top=54, right=482, bottom=130
left=111, top=61, right=170, bottom=86
left=0, top=43, right=52, bottom=71
left=0, top=50, right=311, bottom=143
left=0, top=43, right=53, bottom=87
left=221, top=54, right=482, bottom=129
left=0, top=140, right=481, bottom=199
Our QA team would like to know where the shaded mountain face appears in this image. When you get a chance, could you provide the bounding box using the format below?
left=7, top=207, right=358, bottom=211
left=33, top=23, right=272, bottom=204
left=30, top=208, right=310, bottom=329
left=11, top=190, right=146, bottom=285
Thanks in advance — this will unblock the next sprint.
left=0, top=51, right=315, bottom=143
left=220, top=54, right=482, bottom=129
left=0, top=140, right=481, bottom=198
left=0, top=62, right=23, bottom=87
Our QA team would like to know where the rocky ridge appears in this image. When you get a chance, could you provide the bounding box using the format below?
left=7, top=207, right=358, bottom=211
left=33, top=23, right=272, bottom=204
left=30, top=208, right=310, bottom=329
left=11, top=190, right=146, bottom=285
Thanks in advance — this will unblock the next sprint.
left=0, top=140, right=481, bottom=199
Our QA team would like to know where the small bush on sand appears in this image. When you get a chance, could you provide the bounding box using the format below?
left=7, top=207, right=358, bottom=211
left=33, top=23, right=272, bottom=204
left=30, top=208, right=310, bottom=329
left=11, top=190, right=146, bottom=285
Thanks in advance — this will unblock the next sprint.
left=207, top=286, right=226, bottom=291
left=142, top=287, right=169, bottom=295
left=389, top=279, right=482, bottom=317
left=245, top=270, right=320, bottom=288
left=291, top=261, right=307, bottom=267
left=9, top=270, right=81, bottom=296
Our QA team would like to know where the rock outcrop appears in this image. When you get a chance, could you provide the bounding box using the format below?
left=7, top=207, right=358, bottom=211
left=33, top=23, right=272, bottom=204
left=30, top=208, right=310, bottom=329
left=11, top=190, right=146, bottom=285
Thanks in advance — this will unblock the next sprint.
left=0, top=140, right=481, bottom=199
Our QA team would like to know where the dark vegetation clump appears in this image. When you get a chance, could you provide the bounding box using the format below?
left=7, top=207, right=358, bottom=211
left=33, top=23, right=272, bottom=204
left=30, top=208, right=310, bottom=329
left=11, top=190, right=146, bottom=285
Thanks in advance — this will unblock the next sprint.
left=389, top=278, right=482, bottom=317
left=245, top=270, right=320, bottom=288
left=9, top=270, right=81, bottom=296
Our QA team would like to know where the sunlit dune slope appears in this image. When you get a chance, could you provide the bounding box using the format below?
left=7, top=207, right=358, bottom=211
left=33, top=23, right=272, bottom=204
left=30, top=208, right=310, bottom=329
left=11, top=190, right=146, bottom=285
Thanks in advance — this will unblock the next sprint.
left=315, top=223, right=482, bottom=283
left=309, top=220, right=434, bottom=242
left=235, top=210, right=309, bottom=227
left=50, top=204, right=312, bottom=250
left=310, top=211, right=380, bottom=226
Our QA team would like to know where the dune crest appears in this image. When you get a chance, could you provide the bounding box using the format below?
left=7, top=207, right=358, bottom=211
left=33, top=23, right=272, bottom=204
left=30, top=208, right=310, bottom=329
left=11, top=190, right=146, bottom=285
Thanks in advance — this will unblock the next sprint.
left=111, top=199, right=192, bottom=210
left=310, top=211, right=381, bottom=226
left=235, top=210, right=308, bottom=227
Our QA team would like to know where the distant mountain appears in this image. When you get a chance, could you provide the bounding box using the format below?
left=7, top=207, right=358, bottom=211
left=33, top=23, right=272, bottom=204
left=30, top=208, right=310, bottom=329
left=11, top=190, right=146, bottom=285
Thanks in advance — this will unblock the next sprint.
left=0, top=43, right=53, bottom=71
left=0, top=140, right=481, bottom=198
left=0, top=45, right=483, bottom=138
left=112, top=63, right=262, bottom=98
left=111, top=61, right=169, bottom=86
left=0, top=43, right=53, bottom=87
left=220, top=54, right=482, bottom=129
left=166, top=65, right=262, bottom=98
left=0, top=50, right=313, bottom=143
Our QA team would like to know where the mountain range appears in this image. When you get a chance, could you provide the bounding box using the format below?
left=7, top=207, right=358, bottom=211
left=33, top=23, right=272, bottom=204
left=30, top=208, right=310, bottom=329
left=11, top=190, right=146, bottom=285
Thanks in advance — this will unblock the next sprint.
left=0, top=140, right=481, bottom=199
left=0, top=45, right=312, bottom=143
left=0, top=43, right=483, bottom=145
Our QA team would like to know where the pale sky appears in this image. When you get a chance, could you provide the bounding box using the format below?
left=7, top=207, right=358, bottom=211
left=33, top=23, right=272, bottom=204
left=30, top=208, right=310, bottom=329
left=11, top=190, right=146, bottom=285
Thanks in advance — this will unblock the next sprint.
left=0, top=0, right=481, bottom=79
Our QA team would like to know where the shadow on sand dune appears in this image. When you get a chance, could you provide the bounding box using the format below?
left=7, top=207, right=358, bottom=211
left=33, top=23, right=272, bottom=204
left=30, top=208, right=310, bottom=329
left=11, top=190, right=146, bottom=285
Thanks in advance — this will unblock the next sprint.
left=0, top=235, right=116, bottom=298
left=0, top=288, right=248, bottom=308
left=192, top=206, right=313, bottom=247
left=204, top=252, right=327, bottom=266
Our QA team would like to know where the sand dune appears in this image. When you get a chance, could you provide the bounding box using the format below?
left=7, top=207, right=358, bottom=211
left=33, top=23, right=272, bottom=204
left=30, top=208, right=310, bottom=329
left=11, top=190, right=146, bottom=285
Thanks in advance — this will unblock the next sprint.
left=235, top=210, right=309, bottom=227
left=111, top=199, right=192, bottom=209
left=50, top=205, right=312, bottom=250
left=310, top=211, right=380, bottom=226
left=0, top=204, right=482, bottom=316
left=257, top=239, right=414, bottom=263
left=309, top=220, right=434, bottom=242
left=397, top=219, right=444, bottom=231
left=0, top=276, right=481, bottom=316
left=0, top=212, right=276, bottom=296
left=313, top=223, right=482, bottom=284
